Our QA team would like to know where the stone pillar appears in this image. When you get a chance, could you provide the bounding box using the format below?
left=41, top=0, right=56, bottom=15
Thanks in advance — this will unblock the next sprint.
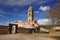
left=15, top=25, right=18, bottom=33
left=9, top=24, right=12, bottom=34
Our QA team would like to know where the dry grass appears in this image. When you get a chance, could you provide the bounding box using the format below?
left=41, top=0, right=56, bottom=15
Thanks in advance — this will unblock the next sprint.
left=0, top=33, right=57, bottom=40
left=0, top=31, right=60, bottom=40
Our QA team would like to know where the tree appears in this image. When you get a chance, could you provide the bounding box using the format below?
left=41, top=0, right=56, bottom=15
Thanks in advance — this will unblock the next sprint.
left=46, top=4, right=60, bottom=25
left=57, top=0, right=60, bottom=4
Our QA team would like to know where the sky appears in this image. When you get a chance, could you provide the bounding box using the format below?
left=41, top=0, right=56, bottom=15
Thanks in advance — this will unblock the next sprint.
left=37, top=19, right=52, bottom=25
left=0, top=0, right=57, bottom=25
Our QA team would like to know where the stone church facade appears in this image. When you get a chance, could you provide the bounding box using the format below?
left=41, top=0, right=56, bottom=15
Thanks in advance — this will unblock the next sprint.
left=15, top=6, right=39, bottom=28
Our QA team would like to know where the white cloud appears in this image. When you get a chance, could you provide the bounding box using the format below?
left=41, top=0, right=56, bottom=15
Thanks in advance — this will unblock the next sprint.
left=6, top=22, right=14, bottom=24
left=0, top=0, right=53, bottom=6
left=0, top=15, right=5, bottom=18
left=2, top=0, right=37, bottom=6
left=6, top=20, right=22, bottom=25
left=39, top=6, right=50, bottom=11
left=34, top=11, right=39, bottom=14
left=35, top=0, right=53, bottom=5
left=37, top=19, right=52, bottom=25
left=7, top=20, right=22, bottom=24
left=16, top=20, right=22, bottom=22
left=6, top=21, right=16, bottom=25
left=0, top=23, right=2, bottom=25
left=0, top=10, right=7, bottom=18
left=6, top=21, right=15, bottom=26
left=13, top=8, right=18, bottom=11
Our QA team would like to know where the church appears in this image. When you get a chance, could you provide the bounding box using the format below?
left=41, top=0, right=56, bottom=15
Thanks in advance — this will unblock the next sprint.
left=15, top=6, right=39, bottom=28
left=9, top=6, right=40, bottom=34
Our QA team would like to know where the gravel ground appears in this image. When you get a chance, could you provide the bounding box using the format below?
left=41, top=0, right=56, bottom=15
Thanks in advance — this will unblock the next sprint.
left=0, top=33, right=57, bottom=40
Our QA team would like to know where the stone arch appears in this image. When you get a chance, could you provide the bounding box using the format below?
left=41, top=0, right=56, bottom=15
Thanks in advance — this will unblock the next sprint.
left=9, top=23, right=18, bottom=34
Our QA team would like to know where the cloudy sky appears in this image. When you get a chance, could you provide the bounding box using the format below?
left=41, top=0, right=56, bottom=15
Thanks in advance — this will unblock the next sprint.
left=0, top=0, right=56, bottom=25
left=37, top=19, right=52, bottom=25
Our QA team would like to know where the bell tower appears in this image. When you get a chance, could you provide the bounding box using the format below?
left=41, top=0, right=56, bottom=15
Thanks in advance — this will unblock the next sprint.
left=28, top=6, right=34, bottom=23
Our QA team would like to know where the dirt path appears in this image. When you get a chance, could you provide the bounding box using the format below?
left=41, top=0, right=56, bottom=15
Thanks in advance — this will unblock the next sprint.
left=0, top=33, right=57, bottom=40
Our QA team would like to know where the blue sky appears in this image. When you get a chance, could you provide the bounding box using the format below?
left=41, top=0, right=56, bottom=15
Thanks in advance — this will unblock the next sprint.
left=0, top=0, right=57, bottom=25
